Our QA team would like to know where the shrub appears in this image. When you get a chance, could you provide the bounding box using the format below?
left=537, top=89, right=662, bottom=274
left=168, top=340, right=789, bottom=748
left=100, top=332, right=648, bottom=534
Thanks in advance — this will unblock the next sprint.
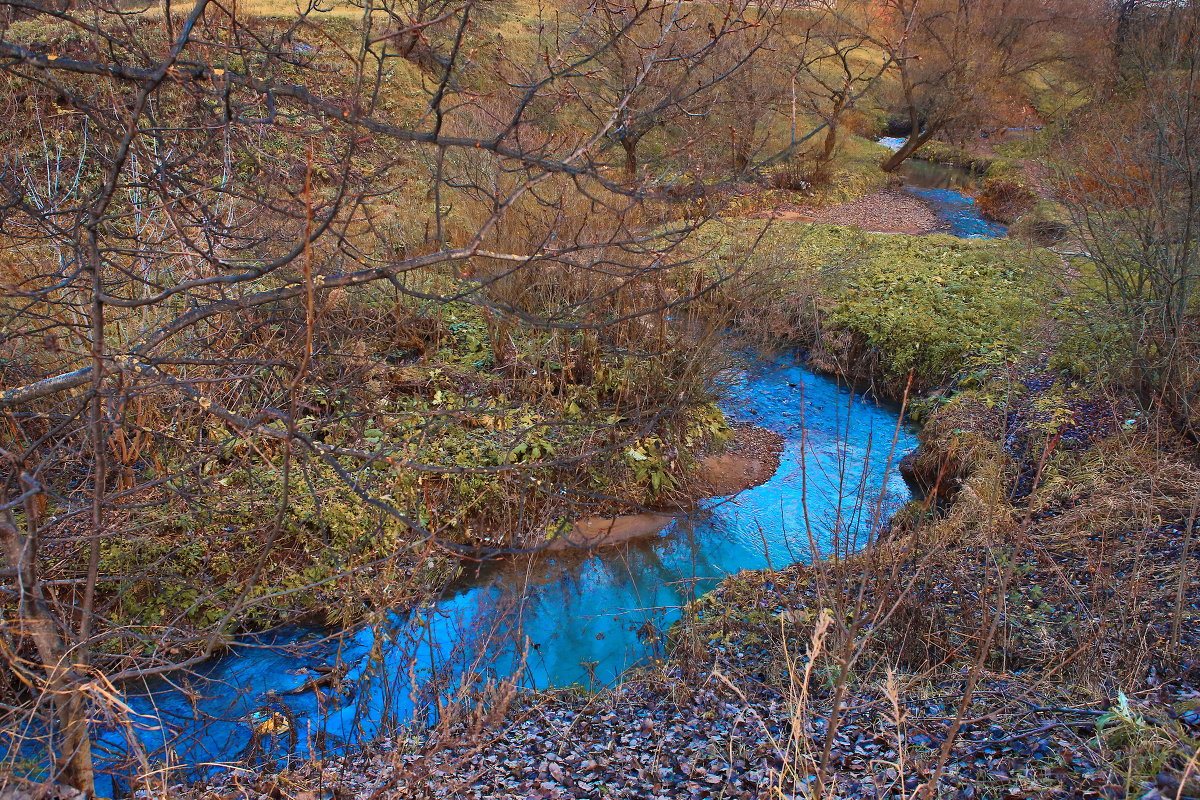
left=1010, top=209, right=1068, bottom=245
left=915, top=139, right=994, bottom=173
left=977, top=179, right=1038, bottom=223
left=842, top=108, right=886, bottom=138
left=769, top=162, right=814, bottom=192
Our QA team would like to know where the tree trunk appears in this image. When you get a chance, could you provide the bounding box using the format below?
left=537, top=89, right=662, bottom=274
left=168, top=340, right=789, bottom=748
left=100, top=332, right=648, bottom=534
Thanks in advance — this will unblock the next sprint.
left=1113, top=0, right=1138, bottom=67
left=620, top=135, right=639, bottom=181
left=1, top=486, right=95, bottom=796
left=882, top=127, right=938, bottom=172
left=812, top=115, right=841, bottom=183
left=58, top=694, right=96, bottom=796
left=730, top=125, right=750, bottom=174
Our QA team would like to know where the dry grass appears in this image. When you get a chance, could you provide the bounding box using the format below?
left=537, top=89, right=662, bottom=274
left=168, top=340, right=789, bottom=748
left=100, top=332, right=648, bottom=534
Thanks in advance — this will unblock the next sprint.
left=131, top=0, right=369, bottom=20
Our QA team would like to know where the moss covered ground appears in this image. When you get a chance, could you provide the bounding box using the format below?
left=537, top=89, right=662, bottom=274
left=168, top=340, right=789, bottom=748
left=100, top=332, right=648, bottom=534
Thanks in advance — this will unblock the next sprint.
left=685, top=220, right=1064, bottom=392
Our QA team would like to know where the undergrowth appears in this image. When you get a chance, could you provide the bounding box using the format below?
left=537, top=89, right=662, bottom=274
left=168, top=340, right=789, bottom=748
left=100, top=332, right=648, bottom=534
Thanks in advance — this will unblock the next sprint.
left=686, top=221, right=1057, bottom=391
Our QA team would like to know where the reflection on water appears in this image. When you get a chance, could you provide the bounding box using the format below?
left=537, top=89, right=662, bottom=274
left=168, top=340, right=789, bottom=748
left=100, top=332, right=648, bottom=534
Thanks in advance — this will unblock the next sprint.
left=896, top=159, right=977, bottom=191
left=93, top=350, right=918, bottom=791
left=877, top=137, right=1007, bottom=239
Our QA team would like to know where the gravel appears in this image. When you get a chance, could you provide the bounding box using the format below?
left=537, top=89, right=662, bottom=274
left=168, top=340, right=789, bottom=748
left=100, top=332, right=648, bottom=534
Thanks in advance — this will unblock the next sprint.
left=761, top=188, right=947, bottom=235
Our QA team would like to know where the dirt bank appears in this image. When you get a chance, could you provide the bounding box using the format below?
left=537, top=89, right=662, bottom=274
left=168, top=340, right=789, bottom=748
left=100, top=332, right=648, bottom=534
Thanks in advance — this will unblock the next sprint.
left=548, top=425, right=784, bottom=550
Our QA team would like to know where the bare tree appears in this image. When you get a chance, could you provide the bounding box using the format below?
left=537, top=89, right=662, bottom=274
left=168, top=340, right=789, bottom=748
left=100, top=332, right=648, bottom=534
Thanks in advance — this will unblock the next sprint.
left=785, top=0, right=885, bottom=184
left=875, top=0, right=1068, bottom=171
left=559, top=0, right=784, bottom=181
left=0, top=0, right=835, bottom=792
left=1053, top=2, right=1200, bottom=438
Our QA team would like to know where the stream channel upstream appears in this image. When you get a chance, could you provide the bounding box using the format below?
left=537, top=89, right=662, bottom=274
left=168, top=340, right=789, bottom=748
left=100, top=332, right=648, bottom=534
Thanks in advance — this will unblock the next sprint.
left=877, top=137, right=1008, bottom=238
left=90, top=153, right=1003, bottom=792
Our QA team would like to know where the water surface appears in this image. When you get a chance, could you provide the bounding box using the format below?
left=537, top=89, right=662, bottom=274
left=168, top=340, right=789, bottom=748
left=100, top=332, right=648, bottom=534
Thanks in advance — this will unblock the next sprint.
left=96, top=350, right=918, bottom=787
left=877, top=137, right=1008, bottom=238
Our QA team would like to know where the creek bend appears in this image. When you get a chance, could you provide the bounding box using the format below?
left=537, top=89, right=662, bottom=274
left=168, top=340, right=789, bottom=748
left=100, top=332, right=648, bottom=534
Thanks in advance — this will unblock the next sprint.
left=95, top=164, right=1008, bottom=788
left=96, top=350, right=918, bottom=786
left=877, top=137, right=1009, bottom=239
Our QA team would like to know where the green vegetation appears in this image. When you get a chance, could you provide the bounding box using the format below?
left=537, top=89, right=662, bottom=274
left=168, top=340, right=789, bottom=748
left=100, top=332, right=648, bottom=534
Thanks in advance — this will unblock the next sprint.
left=688, top=221, right=1053, bottom=388
left=826, top=234, right=1046, bottom=379
left=2, top=0, right=1198, bottom=796
left=78, top=291, right=734, bottom=636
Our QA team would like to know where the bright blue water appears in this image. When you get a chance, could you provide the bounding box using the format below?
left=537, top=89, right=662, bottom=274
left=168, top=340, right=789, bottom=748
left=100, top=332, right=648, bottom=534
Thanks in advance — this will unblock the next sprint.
left=89, top=350, right=918, bottom=792
left=876, top=137, right=1009, bottom=239
left=903, top=186, right=1008, bottom=239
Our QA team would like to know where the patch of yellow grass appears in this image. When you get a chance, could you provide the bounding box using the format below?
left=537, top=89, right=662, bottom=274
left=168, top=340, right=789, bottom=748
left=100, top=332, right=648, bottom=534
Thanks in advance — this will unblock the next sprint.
left=234, top=0, right=367, bottom=20
left=132, top=0, right=373, bottom=22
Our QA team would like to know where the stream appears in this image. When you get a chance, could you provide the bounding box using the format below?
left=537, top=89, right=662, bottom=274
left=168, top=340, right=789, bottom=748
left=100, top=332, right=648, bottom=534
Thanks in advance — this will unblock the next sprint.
left=92, top=352, right=918, bottom=790
left=877, top=137, right=1008, bottom=239
left=87, top=152, right=1007, bottom=791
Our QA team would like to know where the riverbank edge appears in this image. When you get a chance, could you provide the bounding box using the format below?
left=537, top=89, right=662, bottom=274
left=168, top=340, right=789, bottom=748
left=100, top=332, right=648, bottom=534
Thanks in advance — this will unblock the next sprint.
left=164, top=350, right=1031, bottom=800
left=75, top=153, right=1117, bottom=797
left=152, top=289, right=1200, bottom=800
left=547, top=424, right=785, bottom=551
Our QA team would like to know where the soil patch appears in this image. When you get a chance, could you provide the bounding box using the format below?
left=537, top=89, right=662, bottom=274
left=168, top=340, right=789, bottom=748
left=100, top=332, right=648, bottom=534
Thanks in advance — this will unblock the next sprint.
left=548, top=426, right=784, bottom=551
left=694, top=423, right=784, bottom=497
left=546, top=512, right=676, bottom=550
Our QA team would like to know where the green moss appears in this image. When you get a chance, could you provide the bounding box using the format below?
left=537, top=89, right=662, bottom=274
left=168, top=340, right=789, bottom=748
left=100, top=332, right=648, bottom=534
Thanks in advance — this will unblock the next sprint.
left=830, top=234, right=1046, bottom=378
left=982, top=157, right=1028, bottom=183
left=85, top=284, right=736, bottom=641
left=691, top=221, right=1053, bottom=385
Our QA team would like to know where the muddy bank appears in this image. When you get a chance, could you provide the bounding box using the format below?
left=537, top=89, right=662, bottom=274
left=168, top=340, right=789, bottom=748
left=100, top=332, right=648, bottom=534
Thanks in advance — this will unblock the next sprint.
left=548, top=425, right=785, bottom=550
left=546, top=512, right=676, bottom=550
left=693, top=423, right=784, bottom=496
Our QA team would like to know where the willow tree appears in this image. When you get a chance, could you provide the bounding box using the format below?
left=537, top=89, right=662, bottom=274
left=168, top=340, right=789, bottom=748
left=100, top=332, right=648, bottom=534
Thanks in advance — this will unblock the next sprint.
left=876, top=0, right=1073, bottom=171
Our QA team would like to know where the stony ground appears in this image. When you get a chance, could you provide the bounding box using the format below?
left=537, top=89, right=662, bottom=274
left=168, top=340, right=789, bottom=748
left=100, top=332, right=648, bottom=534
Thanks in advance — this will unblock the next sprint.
left=755, top=189, right=947, bottom=235
left=186, top=651, right=1200, bottom=800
